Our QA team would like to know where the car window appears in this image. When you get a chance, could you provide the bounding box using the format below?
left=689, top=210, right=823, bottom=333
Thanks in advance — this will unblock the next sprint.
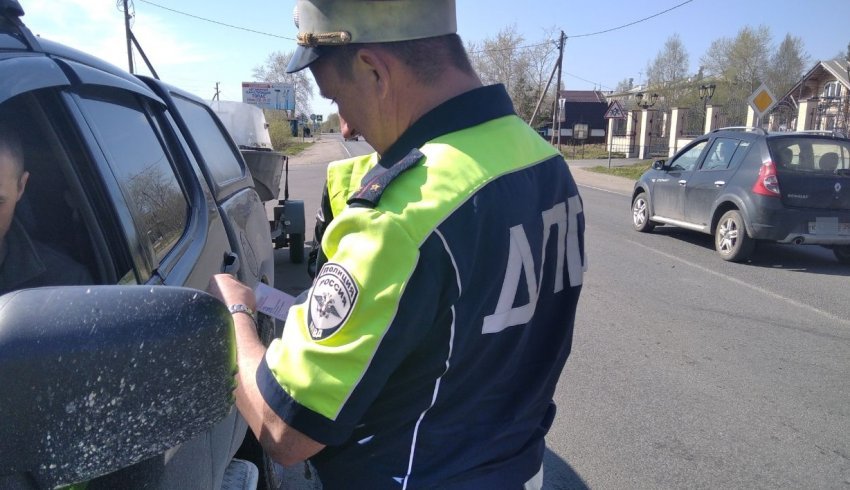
left=171, top=94, right=245, bottom=186
left=728, top=140, right=751, bottom=169
left=0, top=92, right=99, bottom=288
left=702, top=138, right=741, bottom=171
left=77, top=91, right=189, bottom=266
left=769, top=137, right=850, bottom=173
left=669, top=141, right=707, bottom=171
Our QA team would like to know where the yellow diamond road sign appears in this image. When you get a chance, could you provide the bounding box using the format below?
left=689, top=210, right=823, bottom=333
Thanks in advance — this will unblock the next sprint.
left=748, top=83, right=778, bottom=116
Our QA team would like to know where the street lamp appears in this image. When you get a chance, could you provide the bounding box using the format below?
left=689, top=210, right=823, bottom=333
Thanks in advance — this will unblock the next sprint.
left=699, top=83, right=716, bottom=130
left=699, top=83, right=716, bottom=107
left=635, top=92, right=658, bottom=109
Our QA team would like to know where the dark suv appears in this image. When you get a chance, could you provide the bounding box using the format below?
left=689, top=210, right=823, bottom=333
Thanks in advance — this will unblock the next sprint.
left=0, top=2, right=281, bottom=489
left=631, top=126, right=850, bottom=263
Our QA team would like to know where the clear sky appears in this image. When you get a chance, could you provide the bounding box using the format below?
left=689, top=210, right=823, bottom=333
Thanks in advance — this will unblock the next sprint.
left=20, top=0, right=850, bottom=119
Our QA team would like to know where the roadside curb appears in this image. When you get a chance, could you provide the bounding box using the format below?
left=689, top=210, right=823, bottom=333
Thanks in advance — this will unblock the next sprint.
left=569, top=166, right=634, bottom=196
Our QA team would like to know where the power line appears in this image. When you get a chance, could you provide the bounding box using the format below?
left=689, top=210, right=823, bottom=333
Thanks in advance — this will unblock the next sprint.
left=137, top=0, right=295, bottom=40
left=564, top=71, right=612, bottom=91
left=569, top=0, right=694, bottom=38
left=468, top=40, right=554, bottom=55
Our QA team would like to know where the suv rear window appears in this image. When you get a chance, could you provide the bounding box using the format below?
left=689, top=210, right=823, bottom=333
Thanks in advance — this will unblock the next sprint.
left=769, top=137, right=850, bottom=174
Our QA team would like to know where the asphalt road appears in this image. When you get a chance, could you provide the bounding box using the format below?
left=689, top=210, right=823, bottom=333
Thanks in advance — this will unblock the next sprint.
left=272, top=133, right=850, bottom=489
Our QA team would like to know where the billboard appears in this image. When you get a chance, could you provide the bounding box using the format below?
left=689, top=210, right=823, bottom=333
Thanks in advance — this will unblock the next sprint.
left=241, top=82, right=295, bottom=111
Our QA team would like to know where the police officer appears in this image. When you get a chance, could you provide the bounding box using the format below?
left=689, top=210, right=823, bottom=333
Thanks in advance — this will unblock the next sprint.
left=210, top=0, right=586, bottom=488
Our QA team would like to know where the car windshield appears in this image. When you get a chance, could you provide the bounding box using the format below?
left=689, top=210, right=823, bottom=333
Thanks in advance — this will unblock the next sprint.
left=769, top=136, right=850, bottom=174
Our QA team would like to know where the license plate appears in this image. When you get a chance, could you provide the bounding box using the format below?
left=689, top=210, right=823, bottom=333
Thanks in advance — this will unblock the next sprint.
left=808, top=218, right=850, bottom=235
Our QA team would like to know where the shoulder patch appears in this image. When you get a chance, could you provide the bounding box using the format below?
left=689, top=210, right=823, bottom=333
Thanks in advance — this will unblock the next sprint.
left=307, top=262, right=359, bottom=340
left=347, top=148, right=424, bottom=207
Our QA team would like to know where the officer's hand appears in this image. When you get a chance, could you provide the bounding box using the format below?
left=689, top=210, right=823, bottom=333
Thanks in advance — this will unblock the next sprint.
left=208, top=273, right=256, bottom=311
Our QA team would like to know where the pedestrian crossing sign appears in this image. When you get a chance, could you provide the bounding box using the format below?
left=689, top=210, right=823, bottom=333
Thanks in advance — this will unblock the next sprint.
left=604, top=100, right=627, bottom=119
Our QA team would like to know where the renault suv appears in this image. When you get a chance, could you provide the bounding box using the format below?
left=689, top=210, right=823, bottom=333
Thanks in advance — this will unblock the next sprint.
left=631, top=127, right=850, bottom=263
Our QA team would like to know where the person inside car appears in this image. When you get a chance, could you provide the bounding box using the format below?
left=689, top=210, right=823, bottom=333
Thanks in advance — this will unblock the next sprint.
left=0, top=122, right=92, bottom=294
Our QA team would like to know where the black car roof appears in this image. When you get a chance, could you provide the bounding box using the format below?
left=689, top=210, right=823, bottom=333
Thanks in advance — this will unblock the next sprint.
left=1, top=3, right=152, bottom=94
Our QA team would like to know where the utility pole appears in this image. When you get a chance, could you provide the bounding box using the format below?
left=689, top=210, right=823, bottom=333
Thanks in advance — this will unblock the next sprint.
left=123, top=0, right=134, bottom=74
left=550, top=31, right=566, bottom=148
left=120, top=0, right=159, bottom=79
left=528, top=62, right=559, bottom=127
left=212, top=82, right=221, bottom=101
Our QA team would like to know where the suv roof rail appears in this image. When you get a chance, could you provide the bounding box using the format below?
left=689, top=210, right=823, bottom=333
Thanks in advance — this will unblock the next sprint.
left=1, top=0, right=41, bottom=51
left=794, top=129, right=848, bottom=139
left=712, top=126, right=768, bottom=136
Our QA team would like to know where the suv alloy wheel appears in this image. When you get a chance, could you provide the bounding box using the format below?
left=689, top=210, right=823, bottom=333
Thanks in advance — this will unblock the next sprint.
left=715, top=209, right=755, bottom=262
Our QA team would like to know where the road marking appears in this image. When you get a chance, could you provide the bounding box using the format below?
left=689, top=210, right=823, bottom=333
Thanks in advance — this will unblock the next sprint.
left=625, top=238, right=850, bottom=327
left=341, top=140, right=352, bottom=158
left=577, top=183, right=629, bottom=197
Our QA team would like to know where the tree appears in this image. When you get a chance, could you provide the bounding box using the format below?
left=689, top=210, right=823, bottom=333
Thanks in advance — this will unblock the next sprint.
left=700, top=25, right=772, bottom=124
left=701, top=25, right=771, bottom=92
left=646, top=34, right=689, bottom=88
left=645, top=33, right=690, bottom=108
left=252, top=51, right=315, bottom=118
left=467, top=25, right=558, bottom=124
left=765, top=34, right=808, bottom=98
left=614, top=77, right=634, bottom=94
left=322, top=113, right=340, bottom=133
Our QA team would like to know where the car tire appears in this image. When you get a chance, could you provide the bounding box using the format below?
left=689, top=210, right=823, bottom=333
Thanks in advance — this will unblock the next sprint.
left=289, top=233, right=305, bottom=264
left=715, top=210, right=754, bottom=262
left=632, top=192, right=655, bottom=232
left=833, top=245, right=850, bottom=264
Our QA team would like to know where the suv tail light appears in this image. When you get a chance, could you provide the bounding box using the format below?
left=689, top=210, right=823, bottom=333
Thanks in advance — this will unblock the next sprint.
left=752, top=161, right=781, bottom=197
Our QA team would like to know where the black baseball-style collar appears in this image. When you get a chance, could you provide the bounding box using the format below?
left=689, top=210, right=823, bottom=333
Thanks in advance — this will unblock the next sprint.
left=378, top=84, right=516, bottom=168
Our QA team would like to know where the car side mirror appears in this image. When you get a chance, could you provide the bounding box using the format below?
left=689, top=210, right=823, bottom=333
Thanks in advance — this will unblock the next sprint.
left=652, top=160, right=666, bottom=170
left=0, top=286, right=236, bottom=488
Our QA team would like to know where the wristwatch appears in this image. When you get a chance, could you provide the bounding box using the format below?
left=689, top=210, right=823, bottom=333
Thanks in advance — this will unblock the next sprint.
left=228, top=304, right=257, bottom=328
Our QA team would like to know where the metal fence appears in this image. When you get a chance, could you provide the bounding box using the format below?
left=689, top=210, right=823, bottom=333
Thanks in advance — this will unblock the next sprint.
left=713, top=98, right=749, bottom=129
left=768, top=100, right=798, bottom=131
left=681, top=107, right=706, bottom=137
left=644, top=110, right=670, bottom=158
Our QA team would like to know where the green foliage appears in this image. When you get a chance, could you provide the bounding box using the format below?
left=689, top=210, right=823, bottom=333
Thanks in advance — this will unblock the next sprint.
left=586, top=161, right=653, bottom=180
left=646, top=34, right=690, bottom=109
left=322, top=113, right=341, bottom=133
left=766, top=34, right=809, bottom=98
left=263, top=109, right=312, bottom=155
left=560, top=143, right=625, bottom=160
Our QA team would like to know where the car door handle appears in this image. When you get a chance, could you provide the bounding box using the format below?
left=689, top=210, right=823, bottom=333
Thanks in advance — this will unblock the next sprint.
left=714, top=180, right=726, bottom=188
left=678, top=179, right=687, bottom=186
left=222, top=252, right=240, bottom=275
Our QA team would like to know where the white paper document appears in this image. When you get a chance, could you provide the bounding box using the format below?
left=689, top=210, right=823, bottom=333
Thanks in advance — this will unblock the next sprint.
left=254, top=282, right=296, bottom=321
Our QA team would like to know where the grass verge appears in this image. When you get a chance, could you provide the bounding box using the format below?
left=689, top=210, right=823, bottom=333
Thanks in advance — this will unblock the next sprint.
left=278, top=141, right=312, bottom=155
left=585, top=161, right=653, bottom=180
left=559, top=143, right=626, bottom=160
